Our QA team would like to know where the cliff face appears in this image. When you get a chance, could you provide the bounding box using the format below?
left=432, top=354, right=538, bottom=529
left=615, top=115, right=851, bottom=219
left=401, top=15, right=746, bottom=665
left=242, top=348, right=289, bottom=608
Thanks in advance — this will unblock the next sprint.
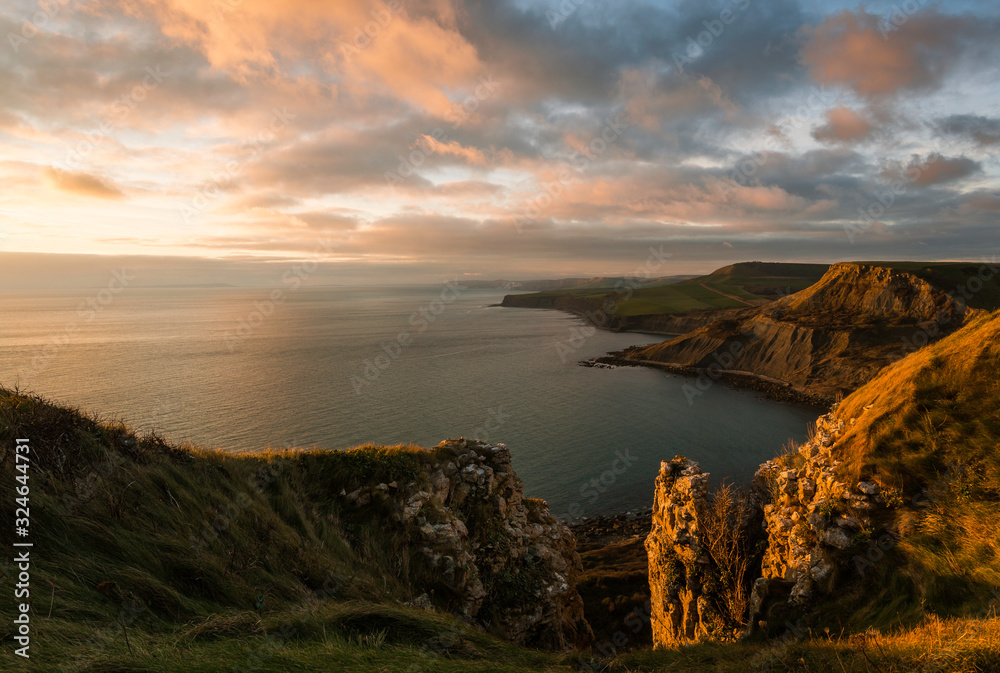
left=645, top=458, right=725, bottom=646
left=749, top=408, right=886, bottom=626
left=338, top=438, right=592, bottom=650
left=645, top=309, right=1000, bottom=648
left=632, top=263, right=973, bottom=399
left=644, top=425, right=888, bottom=648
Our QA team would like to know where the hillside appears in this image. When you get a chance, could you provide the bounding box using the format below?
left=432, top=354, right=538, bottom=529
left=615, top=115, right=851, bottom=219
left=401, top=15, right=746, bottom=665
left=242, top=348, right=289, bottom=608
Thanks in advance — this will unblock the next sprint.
left=462, top=275, right=696, bottom=292
left=2, top=385, right=999, bottom=671
left=628, top=262, right=1000, bottom=400
left=636, top=307, right=1000, bottom=670
left=500, top=262, right=830, bottom=333
left=0, top=392, right=595, bottom=670
left=750, top=305, right=1000, bottom=629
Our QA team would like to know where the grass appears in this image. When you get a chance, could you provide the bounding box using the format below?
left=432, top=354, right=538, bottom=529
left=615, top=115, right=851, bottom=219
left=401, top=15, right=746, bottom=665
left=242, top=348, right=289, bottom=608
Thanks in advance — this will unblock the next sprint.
left=2, top=379, right=1000, bottom=671
left=509, top=262, right=830, bottom=317
left=820, top=308, right=1000, bottom=625
left=858, top=261, right=1000, bottom=310
left=0, top=386, right=560, bottom=670
left=507, top=260, right=1000, bottom=320
left=754, top=308, right=1000, bottom=634
left=610, top=615, right=1000, bottom=672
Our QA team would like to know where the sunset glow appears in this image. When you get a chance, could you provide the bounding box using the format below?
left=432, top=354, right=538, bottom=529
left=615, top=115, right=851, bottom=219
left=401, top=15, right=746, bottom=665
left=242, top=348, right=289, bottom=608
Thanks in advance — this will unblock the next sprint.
left=1, top=0, right=998, bottom=284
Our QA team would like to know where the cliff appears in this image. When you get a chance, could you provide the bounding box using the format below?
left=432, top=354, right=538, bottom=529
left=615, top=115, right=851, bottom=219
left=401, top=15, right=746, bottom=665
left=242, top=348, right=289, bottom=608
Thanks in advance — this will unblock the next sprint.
left=631, top=262, right=980, bottom=400
left=0, top=390, right=591, bottom=672
left=337, top=438, right=591, bottom=648
left=645, top=307, right=1000, bottom=648
left=645, top=458, right=725, bottom=645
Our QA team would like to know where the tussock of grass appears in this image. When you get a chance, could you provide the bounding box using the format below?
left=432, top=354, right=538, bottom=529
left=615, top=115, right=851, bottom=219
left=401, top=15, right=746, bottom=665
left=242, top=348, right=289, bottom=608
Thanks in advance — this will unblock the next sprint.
left=817, top=310, right=1000, bottom=621
left=610, top=615, right=1000, bottom=673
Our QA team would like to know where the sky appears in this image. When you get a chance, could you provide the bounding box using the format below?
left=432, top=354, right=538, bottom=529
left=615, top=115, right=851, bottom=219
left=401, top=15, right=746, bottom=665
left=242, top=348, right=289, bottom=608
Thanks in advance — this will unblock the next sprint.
left=0, top=0, right=998, bottom=286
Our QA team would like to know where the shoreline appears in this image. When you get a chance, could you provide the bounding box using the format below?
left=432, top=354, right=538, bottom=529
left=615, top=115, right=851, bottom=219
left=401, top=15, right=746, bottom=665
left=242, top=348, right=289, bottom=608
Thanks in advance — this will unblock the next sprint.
left=492, top=300, right=686, bottom=337
left=497, top=300, right=831, bottom=410
left=584, top=348, right=832, bottom=409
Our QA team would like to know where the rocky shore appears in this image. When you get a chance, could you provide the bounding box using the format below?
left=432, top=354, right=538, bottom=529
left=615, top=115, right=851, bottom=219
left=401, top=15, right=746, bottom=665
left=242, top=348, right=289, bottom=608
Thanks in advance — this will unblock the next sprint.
left=584, top=347, right=831, bottom=408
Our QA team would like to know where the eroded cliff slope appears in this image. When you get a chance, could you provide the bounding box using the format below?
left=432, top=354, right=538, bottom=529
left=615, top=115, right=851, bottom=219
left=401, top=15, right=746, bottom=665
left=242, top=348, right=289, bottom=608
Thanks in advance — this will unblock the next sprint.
left=631, top=262, right=986, bottom=399
left=645, top=307, right=1000, bottom=648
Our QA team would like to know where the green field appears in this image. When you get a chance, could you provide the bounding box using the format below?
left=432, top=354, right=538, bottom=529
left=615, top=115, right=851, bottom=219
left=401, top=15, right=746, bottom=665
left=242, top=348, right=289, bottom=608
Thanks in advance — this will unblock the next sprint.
left=511, top=262, right=830, bottom=316
left=508, top=261, right=1000, bottom=318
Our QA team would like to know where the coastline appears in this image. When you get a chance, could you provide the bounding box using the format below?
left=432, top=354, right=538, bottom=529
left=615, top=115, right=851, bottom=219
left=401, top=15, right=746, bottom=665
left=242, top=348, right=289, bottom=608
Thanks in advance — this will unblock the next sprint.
left=585, top=347, right=832, bottom=409
left=498, top=299, right=831, bottom=409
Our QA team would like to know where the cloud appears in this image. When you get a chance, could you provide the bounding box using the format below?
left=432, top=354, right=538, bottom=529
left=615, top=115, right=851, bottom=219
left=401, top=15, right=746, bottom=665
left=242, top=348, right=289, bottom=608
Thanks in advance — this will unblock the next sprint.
left=43, top=168, right=125, bottom=199
left=960, top=191, right=1000, bottom=211
left=890, top=153, right=982, bottom=187
left=419, top=135, right=488, bottom=166
left=801, top=9, right=972, bottom=98
left=812, top=106, right=873, bottom=144
left=935, top=114, right=1000, bottom=146
left=114, top=0, right=484, bottom=117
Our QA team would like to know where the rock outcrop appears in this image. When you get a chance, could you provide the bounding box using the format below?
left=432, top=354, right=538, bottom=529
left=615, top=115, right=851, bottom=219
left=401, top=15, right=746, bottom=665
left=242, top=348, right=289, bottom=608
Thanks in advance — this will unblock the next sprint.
left=748, top=406, right=888, bottom=630
left=645, top=457, right=725, bottom=646
left=632, top=263, right=976, bottom=400
left=338, top=438, right=592, bottom=650
left=645, top=408, right=892, bottom=647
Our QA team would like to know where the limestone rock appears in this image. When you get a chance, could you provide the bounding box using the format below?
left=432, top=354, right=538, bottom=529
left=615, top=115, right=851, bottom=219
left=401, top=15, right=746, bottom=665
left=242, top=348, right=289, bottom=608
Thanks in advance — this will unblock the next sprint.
left=336, top=437, right=591, bottom=650
left=646, top=457, right=723, bottom=647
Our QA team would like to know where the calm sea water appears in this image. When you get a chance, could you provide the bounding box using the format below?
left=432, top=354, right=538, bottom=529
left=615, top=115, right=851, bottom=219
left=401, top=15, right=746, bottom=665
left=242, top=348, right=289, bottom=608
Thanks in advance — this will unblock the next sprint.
left=0, top=285, right=816, bottom=518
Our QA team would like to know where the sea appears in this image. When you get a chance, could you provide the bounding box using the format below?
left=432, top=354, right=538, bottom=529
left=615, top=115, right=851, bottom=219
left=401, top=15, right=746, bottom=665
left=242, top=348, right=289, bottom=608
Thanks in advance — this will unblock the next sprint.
left=0, top=284, right=817, bottom=519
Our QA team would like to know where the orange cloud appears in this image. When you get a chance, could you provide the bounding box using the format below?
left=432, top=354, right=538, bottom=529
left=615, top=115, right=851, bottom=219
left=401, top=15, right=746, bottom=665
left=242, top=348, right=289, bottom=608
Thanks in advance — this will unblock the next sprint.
left=905, top=153, right=980, bottom=187
left=44, top=168, right=124, bottom=199
left=419, top=135, right=487, bottom=166
left=801, top=10, right=967, bottom=97
left=812, top=106, right=873, bottom=144
left=115, top=0, right=483, bottom=116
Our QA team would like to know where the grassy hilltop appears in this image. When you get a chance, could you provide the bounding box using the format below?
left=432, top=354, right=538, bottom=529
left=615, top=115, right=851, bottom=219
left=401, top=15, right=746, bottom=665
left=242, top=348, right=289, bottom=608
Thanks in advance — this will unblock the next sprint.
left=502, top=262, right=830, bottom=317
left=502, top=260, right=999, bottom=319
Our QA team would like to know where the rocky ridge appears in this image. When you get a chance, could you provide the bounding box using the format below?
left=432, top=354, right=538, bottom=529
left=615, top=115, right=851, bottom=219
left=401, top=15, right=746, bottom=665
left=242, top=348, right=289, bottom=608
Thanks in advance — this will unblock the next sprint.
left=645, top=407, right=891, bottom=647
left=645, top=457, right=726, bottom=646
left=338, top=437, right=592, bottom=650
left=751, top=407, right=886, bottom=611
left=631, top=263, right=975, bottom=400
